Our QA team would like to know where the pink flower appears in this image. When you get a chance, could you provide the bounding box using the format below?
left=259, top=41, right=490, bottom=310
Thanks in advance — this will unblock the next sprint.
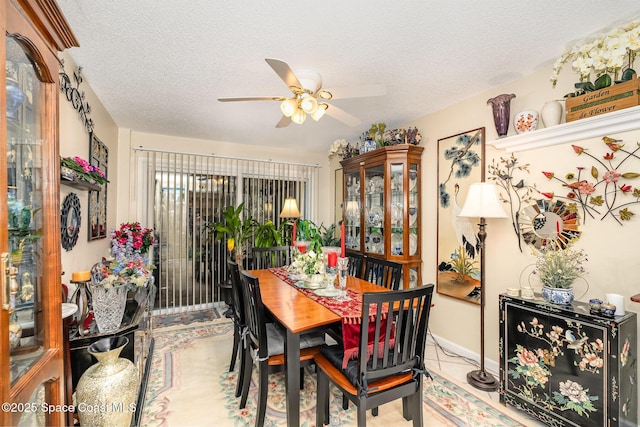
left=571, top=145, right=585, bottom=154
left=542, top=171, right=554, bottom=179
left=541, top=192, right=554, bottom=199
left=620, top=184, right=632, bottom=193
left=578, top=181, right=595, bottom=195
left=604, top=152, right=615, bottom=160
left=518, top=348, right=539, bottom=366
left=603, top=170, right=621, bottom=183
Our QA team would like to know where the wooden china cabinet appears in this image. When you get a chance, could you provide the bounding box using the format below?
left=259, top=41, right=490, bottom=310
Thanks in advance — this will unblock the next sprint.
left=341, top=144, right=423, bottom=289
left=2, top=1, right=78, bottom=426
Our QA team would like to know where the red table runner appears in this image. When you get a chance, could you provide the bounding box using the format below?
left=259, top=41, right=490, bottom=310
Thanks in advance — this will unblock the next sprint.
left=269, top=267, right=392, bottom=367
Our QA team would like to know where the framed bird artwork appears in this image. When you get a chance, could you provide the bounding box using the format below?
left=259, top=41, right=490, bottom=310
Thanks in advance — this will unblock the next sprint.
left=436, top=127, right=485, bottom=304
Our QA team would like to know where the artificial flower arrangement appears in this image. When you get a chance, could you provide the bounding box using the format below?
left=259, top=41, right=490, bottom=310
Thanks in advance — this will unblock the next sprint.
left=289, top=249, right=323, bottom=277
left=97, top=222, right=155, bottom=288
left=60, top=156, right=109, bottom=184
left=533, top=247, right=588, bottom=289
left=550, top=18, right=640, bottom=88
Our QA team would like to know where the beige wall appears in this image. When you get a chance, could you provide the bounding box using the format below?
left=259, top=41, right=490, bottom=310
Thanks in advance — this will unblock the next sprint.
left=405, top=63, right=640, bottom=369
left=59, top=52, right=119, bottom=280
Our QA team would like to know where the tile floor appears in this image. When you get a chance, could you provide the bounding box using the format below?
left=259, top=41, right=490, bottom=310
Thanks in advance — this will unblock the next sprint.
left=423, top=333, right=546, bottom=426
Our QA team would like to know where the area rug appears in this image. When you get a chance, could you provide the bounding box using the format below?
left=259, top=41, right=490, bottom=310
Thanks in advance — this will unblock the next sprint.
left=141, top=318, right=527, bottom=427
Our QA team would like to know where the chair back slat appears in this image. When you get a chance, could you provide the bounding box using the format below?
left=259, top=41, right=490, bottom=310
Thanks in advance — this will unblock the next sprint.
left=347, top=252, right=365, bottom=278
left=251, top=246, right=291, bottom=269
left=239, top=270, right=269, bottom=359
left=226, top=258, right=245, bottom=325
left=358, top=285, right=434, bottom=383
left=363, top=257, right=402, bottom=290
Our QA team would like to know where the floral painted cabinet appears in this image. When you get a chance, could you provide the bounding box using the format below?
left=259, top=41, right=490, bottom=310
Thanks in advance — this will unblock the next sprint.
left=499, top=294, right=637, bottom=427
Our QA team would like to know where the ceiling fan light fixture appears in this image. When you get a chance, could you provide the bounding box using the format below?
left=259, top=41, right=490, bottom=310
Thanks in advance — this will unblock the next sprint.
left=291, top=108, right=307, bottom=124
left=280, top=98, right=297, bottom=117
left=311, top=103, right=328, bottom=121
left=300, top=93, right=318, bottom=114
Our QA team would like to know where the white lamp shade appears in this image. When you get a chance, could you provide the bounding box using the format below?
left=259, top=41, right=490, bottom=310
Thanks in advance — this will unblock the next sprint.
left=280, top=99, right=297, bottom=117
left=279, top=198, right=301, bottom=218
left=291, top=108, right=306, bottom=124
left=311, top=103, right=328, bottom=121
left=300, top=93, right=318, bottom=114
left=458, top=182, right=507, bottom=219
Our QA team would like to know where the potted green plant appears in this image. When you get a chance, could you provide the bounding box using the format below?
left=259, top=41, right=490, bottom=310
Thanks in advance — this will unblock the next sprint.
left=208, top=202, right=257, bottom=264
left=254, top=220, right=281, bottom=248
left=535, top=247, right=588, bottom=304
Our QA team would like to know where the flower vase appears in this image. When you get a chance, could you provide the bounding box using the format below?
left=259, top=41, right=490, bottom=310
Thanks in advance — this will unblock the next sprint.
left=76, top=336, right=138, bottom=427
left=540, top=100, right=563, bottom=127
left=90, top=283, right=128, bottom=333
left=541, top=286, right=574, bottom=305
left=487, top=93, right=516, bottom=137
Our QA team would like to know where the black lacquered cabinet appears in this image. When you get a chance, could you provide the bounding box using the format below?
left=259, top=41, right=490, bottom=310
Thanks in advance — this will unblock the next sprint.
left=499, top=294, right=637, bottom=427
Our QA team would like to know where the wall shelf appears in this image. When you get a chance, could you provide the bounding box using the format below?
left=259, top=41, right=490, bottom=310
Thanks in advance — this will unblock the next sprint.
left=61, top=176, right=101, bottom=192
left=487, top=105, right=640, bottom=153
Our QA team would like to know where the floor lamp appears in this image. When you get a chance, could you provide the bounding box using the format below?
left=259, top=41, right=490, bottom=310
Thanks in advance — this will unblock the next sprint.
left=458, top=182, right=507, bottom=391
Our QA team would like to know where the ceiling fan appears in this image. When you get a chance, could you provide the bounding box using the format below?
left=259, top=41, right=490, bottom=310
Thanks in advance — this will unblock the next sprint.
left=218, top=58, right=386, bottom=128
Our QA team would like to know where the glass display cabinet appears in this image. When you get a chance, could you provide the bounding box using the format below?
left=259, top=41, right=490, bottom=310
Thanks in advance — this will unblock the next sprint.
left=341, top=144, right=423, bottom=289
left=2, top=2, right=77, bottom=425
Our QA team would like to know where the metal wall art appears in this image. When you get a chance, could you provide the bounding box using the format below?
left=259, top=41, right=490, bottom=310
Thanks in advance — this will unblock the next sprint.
left=59, top=60, right=94, bottom=134
left=437, top=127, right=485, bottom=304
left=88, top=133, right=108, bottom=240
left=61, top=193, right=81, bottom=251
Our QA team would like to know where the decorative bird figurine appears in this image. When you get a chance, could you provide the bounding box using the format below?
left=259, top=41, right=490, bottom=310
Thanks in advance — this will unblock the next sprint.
left=566, top=330, right=589, bottom=351
left=452, top=183, right=479, bottom=258
left=563, top=180, right=588, bottom=190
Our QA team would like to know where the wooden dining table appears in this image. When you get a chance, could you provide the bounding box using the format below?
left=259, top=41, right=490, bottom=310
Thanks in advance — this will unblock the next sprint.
left=249, top=269, right=388, bottom=427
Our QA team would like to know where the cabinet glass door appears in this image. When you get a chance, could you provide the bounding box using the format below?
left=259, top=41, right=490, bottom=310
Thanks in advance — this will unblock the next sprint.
left=408, top=163, right=419, bottom=256
left=364, top=165, right=384, bottom=255
left=5, top=36, right=46, bottom=385
left=389, top=163, right=404, bottom=256
left=344, top=171, right=361, bottom=251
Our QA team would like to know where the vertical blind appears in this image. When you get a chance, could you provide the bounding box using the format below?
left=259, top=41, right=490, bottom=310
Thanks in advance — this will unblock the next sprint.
left=132, top=148, right=319, bottom=314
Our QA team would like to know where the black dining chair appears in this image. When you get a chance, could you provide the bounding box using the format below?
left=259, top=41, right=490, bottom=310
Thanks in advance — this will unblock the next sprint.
left=362, top=257, right=403, bottom=290
left=226, top=258, right=246, bottom=398
left=315, top=285, right=435, bottom=427
left=238, top=269, right=325, bottom=427
left=251, top=246, right=291, bottom=269
left=347, top=252, right=365, bottom=278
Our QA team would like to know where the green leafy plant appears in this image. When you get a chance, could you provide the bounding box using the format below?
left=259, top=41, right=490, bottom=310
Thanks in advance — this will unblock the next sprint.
left=450, top=247, right=479, bottom=283
left=254, top=220, right=281, bottom=247
left=207, top=202, right=257, bottom=261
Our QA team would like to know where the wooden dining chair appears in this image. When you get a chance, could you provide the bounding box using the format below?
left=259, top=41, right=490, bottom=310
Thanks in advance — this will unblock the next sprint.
left=238, top=270, right=325, bottom=427
left=226, top=258, right=246, bottom=398
left=362, top=257, right=402, bottom=290
left=347, top=252, right=365, bottom=278
left=315, top=285, right=435, bottom=427
left=251, top=246, right=291, bottom=269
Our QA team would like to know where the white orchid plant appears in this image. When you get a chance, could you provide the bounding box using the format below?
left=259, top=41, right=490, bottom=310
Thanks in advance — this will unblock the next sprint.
left=551, top=18, right=640, bottom=87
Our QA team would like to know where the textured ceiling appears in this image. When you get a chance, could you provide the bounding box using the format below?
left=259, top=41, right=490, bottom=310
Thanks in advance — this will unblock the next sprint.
left=56, top=1, right=640, bottom=154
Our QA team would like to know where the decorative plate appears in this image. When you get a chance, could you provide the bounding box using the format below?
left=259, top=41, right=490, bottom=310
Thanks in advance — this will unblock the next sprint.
left=409, top=269, right=418, bottom=287
left=367, top=205, right=383, bottom=227
left=391, top=233, right=403, bottom=255
left=409, top=234, right=418, bottom=255
left=315, top=287, right=342, bottom=297
left=409, top=204, right=418, bottom=226
left=391, top=204, right=402, bottom=226
left=369, top=231, right=383, bottom=254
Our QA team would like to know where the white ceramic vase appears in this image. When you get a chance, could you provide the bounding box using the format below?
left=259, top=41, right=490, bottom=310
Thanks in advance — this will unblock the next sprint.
left=540, top=100, right=563, bottom=127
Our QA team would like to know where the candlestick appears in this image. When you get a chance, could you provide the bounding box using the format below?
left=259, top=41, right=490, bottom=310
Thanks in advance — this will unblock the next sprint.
left=328, top=251, right=337, bottom=268
left=340, top=223, right=345, bottom=257
left=292, top=221, right=296, bottom=245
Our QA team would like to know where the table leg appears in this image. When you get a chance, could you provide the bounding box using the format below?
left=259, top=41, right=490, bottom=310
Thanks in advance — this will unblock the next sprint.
left=284, top=330, right=300, bottom=427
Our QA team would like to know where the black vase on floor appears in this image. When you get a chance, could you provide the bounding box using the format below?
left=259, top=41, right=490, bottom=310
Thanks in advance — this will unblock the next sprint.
left=487, top=93, right=516, bottom=137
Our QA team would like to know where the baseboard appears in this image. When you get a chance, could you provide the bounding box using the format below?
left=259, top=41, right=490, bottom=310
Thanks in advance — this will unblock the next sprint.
left=427, top=331, right=499, bottom=376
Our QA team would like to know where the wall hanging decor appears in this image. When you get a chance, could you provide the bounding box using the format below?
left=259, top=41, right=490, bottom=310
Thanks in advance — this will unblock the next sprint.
left=540, top=135, right=640, bottom=225
left=487, top=154, right=535, bottom=252
left=437, top=127, right=485, bottom=303
left=59, top=60, right=94, bottom=134
left=61, top=192, right=81, bottom=251
left=518, top=199, right=582, bottom=251
left=88, top=133, right=108, bottom=240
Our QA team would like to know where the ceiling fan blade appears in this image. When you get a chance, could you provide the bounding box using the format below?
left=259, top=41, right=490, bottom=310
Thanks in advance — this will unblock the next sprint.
left=326, top=84, right=387, bottom=100
left=265, top=58, right=302, bottom=90
left=325, top=104, right=361, bottom=127
left=275, top=115, right=292, bottom=128
left=218, top=96, right=285, bottom=102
